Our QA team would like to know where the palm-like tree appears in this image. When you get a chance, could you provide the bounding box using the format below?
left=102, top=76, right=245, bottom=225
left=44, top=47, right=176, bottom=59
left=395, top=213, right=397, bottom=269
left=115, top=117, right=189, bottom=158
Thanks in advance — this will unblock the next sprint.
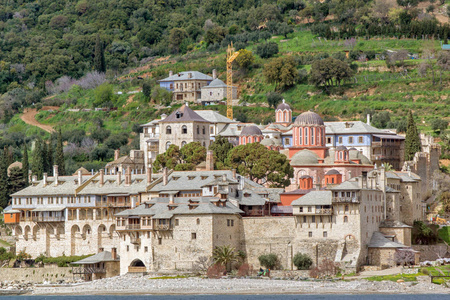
left=212, top=245, right=237, bottom=272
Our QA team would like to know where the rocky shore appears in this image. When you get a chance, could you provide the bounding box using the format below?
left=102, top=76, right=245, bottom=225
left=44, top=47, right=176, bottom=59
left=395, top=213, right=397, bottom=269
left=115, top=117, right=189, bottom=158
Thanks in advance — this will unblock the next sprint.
left=27, top=274, right=450, bottom=295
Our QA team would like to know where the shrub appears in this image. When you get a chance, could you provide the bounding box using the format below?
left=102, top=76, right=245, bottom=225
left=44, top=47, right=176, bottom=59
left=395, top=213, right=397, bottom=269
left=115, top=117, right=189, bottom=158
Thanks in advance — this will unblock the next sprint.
left=207, top=263, right=226, bottom=279
left=256, top=42, right=279, bottom=59
left=237, top=263, right=252, bottom=277
left=258, top=253, right=278, bottom=269
left=293, top=253, right=313, bottom=270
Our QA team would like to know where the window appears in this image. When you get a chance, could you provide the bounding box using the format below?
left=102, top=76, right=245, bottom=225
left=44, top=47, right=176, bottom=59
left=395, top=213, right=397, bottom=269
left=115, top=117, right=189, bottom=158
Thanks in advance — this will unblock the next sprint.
left=326, top=137, right=331, bottom=144
left=312, top=216, right=316, bottom=222
left=303, top=216, right=306, bottom=222
left=285, top=138, right=290, bottom=145
left=145, top=246, right=148, bottom=252
left=338, top=137, right=343, bottom=144
left=165, top=142, right=171, bottom=150
left=181, top=141, right=187, bottom=147
left=299, top=207, right=303, bottom=212
left=304, top=128, right=308, bottom=145
left=197, top=126, right=199, bottom=134
left=227, top=219, right=234, bottom=226
left=196, top=218, right=200, bottom=225
left=127, top=245, right=129, bottom=252
left=166, top=126, right=172, bottom=134
left=299, top=128, right=302, bottom=145
left=191, top=232, right=197, bottom=240
left=308, top=206, right=312, bottom=212
left=210, top=127, right=214, bottom=134
left=202, top=126, right=205, bottom=134
left=308, top=232, right=312, bottom=237
left=344, top=216, right=348, bottom=223
left=345, top=205, right=349, bottom=212
left=323, top=231, right=327, bottom=238
left=311, top=128, right=314, bottom=145
left=158, top=237, right=162, bottom=245
left=348, top=137, right=353, bottom=144
left=182, top=125, right=187, bottom=134
left=358, top=136, right=363, bottom=143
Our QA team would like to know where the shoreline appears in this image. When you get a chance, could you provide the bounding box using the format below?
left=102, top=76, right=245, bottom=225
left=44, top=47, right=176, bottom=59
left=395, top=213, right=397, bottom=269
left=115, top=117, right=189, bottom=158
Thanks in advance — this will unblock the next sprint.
left=28, top=276, right=450, bottom=296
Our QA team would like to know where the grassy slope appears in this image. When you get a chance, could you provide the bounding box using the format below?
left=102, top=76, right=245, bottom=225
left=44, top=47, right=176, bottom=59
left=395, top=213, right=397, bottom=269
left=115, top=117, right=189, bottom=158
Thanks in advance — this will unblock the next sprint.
left=27, top=28, right=449, bottom=136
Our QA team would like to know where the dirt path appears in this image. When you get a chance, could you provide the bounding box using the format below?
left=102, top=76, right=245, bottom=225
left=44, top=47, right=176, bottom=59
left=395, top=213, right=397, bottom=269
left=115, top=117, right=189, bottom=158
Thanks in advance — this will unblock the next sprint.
left=20, top=107, right=58, bottom=133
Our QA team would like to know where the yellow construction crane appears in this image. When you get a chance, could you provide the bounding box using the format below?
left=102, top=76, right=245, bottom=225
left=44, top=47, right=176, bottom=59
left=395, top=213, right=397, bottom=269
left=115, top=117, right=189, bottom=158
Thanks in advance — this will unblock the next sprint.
left=226, top=43, right=239, bottom=120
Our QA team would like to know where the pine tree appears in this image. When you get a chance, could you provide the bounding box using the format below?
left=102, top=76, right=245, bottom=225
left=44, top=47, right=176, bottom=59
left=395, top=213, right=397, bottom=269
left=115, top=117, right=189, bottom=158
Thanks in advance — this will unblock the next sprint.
left=404, top=111, right=422, bottom=161
left=0, top=149, right=9, bottom=208
left=32, top=138, right=44, bottom=180
left=22, top=143, right=29, bottom=186
left=8, top=167, right=25, bottom=196
left=94, top=34, right=106, bottom=73
left=47, top=138, right=54, bottom=174
left=42, top=140, right=48, bottom=175
left=56, top=129, right=66, bottom=176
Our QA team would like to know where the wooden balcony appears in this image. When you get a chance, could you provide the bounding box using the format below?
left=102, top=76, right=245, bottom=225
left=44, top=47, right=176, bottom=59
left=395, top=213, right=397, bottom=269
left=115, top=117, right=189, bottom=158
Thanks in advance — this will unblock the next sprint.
left=107, top=202, right=131, bottom=208
left=32, top=216, right=65, bottom=222
left=126, top=224, right=141, bottom=230
left=332, top=197, right=359, bottom=203
left=155, top=224, right=171, bottom=231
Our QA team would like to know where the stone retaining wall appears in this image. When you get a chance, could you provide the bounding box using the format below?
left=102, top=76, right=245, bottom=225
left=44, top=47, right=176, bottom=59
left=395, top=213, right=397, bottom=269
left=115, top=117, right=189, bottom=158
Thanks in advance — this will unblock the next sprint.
left=412, top=244, right=448, bottom=261
left=0, top=266, right=73, bottom=283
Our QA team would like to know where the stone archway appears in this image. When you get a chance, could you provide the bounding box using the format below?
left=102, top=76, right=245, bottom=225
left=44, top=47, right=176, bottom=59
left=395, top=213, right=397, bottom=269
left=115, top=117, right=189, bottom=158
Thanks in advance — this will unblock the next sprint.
left=129, top=259, right=146, bottom=273
left=32, top=225, right=39, bottom=241
left=82, top=224, right=92, bottom=240
left=109, top=224, right=116, bottom=239
left=98, top=224, right=106, bottom=250
left=15, top=225, right=23, bottom=239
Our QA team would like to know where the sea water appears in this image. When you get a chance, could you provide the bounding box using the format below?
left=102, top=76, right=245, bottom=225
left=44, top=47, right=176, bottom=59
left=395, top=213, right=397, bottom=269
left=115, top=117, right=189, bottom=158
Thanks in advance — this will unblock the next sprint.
left=6, top=295, right=449, bottom=300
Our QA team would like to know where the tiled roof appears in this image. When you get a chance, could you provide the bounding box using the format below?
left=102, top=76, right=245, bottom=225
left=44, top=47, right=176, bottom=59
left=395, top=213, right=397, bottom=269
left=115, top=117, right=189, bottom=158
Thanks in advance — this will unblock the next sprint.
left=368, top=231, right=406, bottom=248
left=291, top=191, right=332, bottom=206
left=325, top=121, right=394, bottom=135
left=71, top=251, right=119, bottom=264
left=194, top=110, right=235, bottom=123
left=159, top=71, right=213, bottom=82
left=204, top=78, right=227, bottom=87
left=229, top=190, right=267, bottom=206
left=160, top=104, right=210, bottom=123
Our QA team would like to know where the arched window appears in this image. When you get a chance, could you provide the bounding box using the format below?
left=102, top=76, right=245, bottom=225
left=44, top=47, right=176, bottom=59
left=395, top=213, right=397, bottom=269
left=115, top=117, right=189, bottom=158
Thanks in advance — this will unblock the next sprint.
left=304, top=128, right=308, bottom=145
left=311, top=128, right=314, bottom=145
left=339, top=152, right=343, bottom=160
left=298, top=128, right=302, bottom=145
left=345, top=205, right=349, bottom=212
left=203, top=142, right=206, bottom=147
left=344, top=216, right=348, bottom=223
left=166, top=126, right=172, bottom=134
left=182, top=125, right=187, bottom=134
left=344, top=151, right=347, bottom=160
left=202, top=126, right=205, bottom=134
left=181, top=141, right=187, bottom=147
left=166, top=141, right=171, bottom=150
left=283, top=111, right=287, bottom=122
left=197, top=126, right=199, bottom=134
left=196, top=218, right=200, bottom=225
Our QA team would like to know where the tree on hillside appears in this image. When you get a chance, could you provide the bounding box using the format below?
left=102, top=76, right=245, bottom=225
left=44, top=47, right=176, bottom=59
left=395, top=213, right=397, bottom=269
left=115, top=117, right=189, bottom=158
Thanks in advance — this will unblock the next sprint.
left=153, top=144, right=193, bottom=172
left=209, top=136, right=233, bottom=170
left=431, top=118, right=448, bottom=133
left=94, top=34, right=106, bottom=73
left=0, top=149, right=9, bottom=208
left=55, top=129, right=66, bottom=176
left=256, top=42, right=279, bottom=59
left=235, top=49, right=254, bottom=71
left=169, top=28, right=188, bottom=54
left=47, top=139, right=54, bottom=174
left=8, top=167, right=25, bottom=196
left=142, top=80, right=152, bottom=99
left=309, top=57, right=353, bottom=89
left=32, top=139, right=44, bottom=180
left=94, top=84, right=115, bottom=108
left=263, top=56, right=298, bottom=90
left=437, top=51, right=450, bottom=86
left=180, top=142, right=206, bottom=166
left=41, top=140, right=48, bottom=175
left=266, top=92, right=283, bottom=108
left=227, top=143, right=293, bottom=187
left=22, top=143, right=29, bottom=186
left=404, top=111, right=422, bottom=161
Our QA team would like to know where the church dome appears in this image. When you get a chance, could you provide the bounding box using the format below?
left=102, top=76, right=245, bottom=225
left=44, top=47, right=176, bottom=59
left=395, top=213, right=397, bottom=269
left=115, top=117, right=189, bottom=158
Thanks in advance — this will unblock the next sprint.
left=326, top=169, right=341, bottom=175
left=349, top=149, right=371, bottom=165
left=260, top=138, right=282, bottom=146
left=336, top=146, right=348, bottom=151
left=290, top=149, right=319, bottom=165
left=294, top=111, right=324, bottom=126
left=240, top=125, right=263, bottom=136
left=276, top=99, right=291, bottom=111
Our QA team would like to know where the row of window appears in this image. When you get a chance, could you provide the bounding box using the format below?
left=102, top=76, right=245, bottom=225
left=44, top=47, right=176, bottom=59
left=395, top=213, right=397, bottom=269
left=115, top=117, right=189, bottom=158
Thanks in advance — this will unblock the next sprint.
left=166, top=125, right=206, bottom=135
left=296, top=127, right=325, bottom=146
left=13, top=196, right=93, bottom=206
left=308, top=231, right=328, bottom=238
left=336, top=136, right=364, bottom=144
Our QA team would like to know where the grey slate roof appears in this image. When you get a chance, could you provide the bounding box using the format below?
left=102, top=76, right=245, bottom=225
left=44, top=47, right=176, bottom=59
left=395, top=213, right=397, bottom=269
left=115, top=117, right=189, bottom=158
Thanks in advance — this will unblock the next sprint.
left=204, top=78, right=227, bottom=88
left=325, top=121, right=394, bottom=135
left=395, top=172, right=421, bottom=183
left=194, top=110, right=235, bottom=123
left=240, top=125, right=263, bottom=136
left=229, top=190, right=267, bottom=206
left=291, top=191, right=332, bottom=206
left=329, top=180, right=360, bottom=191
left=294, top=111, right=324, bottom=126
left=385, top=186, right=400, bottom=193
left=159, top=71, right=213, bottom=82
left=368, top=231, right=406, bottom=248
left=379, top=219, right=412, bottom=228
left=160, top=104, right=210, bottom=123
left=71, top=251, right=119, bottom=265
left=11, top=175, right=90, bottom=196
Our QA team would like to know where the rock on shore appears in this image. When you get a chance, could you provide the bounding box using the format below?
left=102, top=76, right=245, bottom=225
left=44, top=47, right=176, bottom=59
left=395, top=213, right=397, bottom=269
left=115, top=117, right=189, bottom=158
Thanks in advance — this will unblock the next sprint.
left=30, top=274, right=450, bottom=295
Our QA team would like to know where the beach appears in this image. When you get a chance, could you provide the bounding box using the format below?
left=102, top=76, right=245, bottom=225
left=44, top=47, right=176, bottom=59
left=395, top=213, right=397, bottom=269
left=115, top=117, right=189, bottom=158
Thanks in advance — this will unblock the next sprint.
left=28, top=275, right=450, bottom=295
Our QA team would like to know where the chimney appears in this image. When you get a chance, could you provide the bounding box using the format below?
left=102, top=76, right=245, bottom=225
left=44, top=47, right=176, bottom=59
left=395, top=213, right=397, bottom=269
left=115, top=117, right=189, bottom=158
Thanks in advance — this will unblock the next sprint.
left=43, top=173, right=48, bottom=186
left=315, top=177, right=321, bottom=191
left=232, top=169, right=236, bottom=179
left=28, top=170, right=32, bottom=183
left=169, top=193, right=174, bottom=204
left=188, top=72, right=192, bottom=79
left=117, top=171, right=122, bottom=185
left=222, top=174, right=227, bottom=182
left=78, top=170, right=82, bottom=186
left=169, top=70, right=173, bottom=77
left=147, top=166, right=152, bottom=184
left=367, top=114, right=370, bottom=125
left=212, top=69, right=217, bottom=79
left=206, top=150, right=214, bottom=171
left=160, top=113, right=167, bottom=120
left=125, top=166, right=131, bottom=186
left=99, top=169, right=104, bottom=186
left=111, top=247, right=117, bottom=260
left=98, top=247, right=104, bottom=253
left=53, top=165, right=58, bottom=186
left=362, top=171, right=368, bottom=188
left=32, top=175, right=37, bottom=182
left=163, top=167, right=168, bottom=186
left=114, top=150, right=120, bottom=161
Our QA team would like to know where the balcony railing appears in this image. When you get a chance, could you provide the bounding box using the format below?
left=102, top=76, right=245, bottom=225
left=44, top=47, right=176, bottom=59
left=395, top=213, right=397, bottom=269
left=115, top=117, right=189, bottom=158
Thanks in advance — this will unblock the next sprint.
left=332, top=197, right=359, bottom=203
left=155, top=224, right=171, bottom=231
left=107, top=202, right=131, bottom=207
left=126, top=224, right=141, bottom=230
left=315, top=208, right=333, bottom=214
left=32, top=216, right=65, bottom=222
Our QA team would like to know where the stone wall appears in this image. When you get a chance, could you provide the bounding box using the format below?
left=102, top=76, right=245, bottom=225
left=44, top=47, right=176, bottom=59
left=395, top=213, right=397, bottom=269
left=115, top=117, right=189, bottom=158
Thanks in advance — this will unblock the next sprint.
left=412, top=244, right=449, bottom=261
left=0, top=266, right=72, bottom=283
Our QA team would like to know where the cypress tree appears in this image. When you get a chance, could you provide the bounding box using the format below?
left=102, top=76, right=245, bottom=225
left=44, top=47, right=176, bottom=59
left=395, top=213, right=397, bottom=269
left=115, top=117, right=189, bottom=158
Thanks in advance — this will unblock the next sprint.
left=47, top=139, right=54, bottom=174
left=56, top=129, right=66, bottom=176
left=22, top=143, right=29, bottom=186
left=42, top=140, right=48, bottom=175
left=0, top=149, right=8, bottom=208
left=32, top=138, right=44, bottom=180
left=94, top=34, right=106, bottom=73
left=404, top=111, right=422, bottom=161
